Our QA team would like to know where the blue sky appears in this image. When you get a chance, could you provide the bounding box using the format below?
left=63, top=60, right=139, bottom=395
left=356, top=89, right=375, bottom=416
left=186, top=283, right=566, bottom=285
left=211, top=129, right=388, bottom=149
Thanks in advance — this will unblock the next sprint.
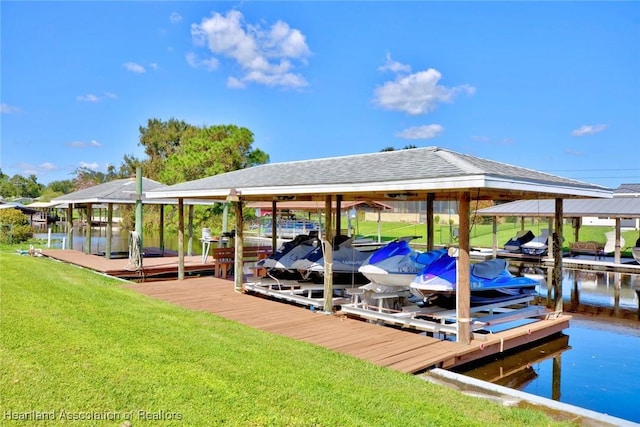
left=2, top=1, right=639, bottom=188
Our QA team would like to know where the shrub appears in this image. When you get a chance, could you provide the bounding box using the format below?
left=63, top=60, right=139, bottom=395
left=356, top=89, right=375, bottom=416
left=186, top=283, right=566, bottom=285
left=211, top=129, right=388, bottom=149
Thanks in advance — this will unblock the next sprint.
left=0, top=208, right=33, bottom=243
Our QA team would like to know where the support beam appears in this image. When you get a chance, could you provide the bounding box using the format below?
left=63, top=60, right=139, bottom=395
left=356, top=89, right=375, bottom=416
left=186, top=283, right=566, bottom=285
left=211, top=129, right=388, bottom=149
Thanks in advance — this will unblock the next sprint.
left=427, top=193, right=434, bottom=251
left=159, top=205, right=165, bottom=255
left=234, top=200, right=244, bottom=293
left=106, top=203, right=113, bottom=259
left=135, top=167, right=143, bottom=251
left=553, top=198, right=564, bottom=313
left=178, top=198, right=184, bottom=280
left=492, top=217, right=498, bottom=258
left=84, top=203, right=92, bottom=254
left=457, top=192, right=471, bottom=344
left=615, top=218, right=621, bottom=264
left=187, top=204, right=194, bottom=256
left=66, top=204, right=73, bottom=250
left=336, top=195, right=342, bottom=236
left=323, top=195, right=334, bottom=313
left=271, top=201, right=277, bottom=252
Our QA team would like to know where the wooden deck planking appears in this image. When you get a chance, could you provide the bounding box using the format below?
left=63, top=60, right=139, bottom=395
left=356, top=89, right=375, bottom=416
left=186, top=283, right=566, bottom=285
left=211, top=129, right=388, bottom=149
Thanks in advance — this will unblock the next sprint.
left=124, top=277, right=468, bottom=372
left=41, top=250, right=571, bottom=373
left=42, top=249, right=214, bottom=278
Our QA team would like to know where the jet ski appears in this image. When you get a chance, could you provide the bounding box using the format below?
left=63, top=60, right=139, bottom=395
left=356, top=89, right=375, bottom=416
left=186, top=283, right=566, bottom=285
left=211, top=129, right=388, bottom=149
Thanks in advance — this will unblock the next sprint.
left=290, top=235, right=375, bottom=284
left=358, top=237, right=448, bottom=288
left=410, top=257, right=539, bottom=307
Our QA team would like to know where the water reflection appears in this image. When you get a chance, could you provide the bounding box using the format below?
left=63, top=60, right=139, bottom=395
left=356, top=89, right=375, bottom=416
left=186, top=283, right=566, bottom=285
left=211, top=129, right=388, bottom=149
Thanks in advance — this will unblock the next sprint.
left=457, top=334, right=570, bottom=393
left=524, top=266, right=640, bottom=318
left=461, top=265, right=640, bottom=423
left=33, top=224, right=206, bottom=255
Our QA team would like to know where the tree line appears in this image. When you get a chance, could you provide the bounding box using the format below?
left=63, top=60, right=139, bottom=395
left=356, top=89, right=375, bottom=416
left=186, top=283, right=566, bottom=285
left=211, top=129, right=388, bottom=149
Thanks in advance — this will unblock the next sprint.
left=0, top=118, right=269, bottom=202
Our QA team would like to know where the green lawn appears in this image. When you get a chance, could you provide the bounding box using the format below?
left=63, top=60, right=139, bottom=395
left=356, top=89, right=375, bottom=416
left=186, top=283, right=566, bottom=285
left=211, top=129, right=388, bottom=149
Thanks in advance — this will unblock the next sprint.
left=0, top=246, right=574, bottom=426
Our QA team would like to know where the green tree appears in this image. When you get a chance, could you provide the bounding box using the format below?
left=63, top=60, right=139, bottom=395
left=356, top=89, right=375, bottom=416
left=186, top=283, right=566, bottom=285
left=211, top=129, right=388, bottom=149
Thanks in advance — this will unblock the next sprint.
left=138, top=118, right=199, bottom=180
left=47, top=179, right=74, bottom=194
left=9, top=174, right=43, bottom=198
left=159, top=124, right=269, bottom=184
left=0, top=169, right=15, bottom=198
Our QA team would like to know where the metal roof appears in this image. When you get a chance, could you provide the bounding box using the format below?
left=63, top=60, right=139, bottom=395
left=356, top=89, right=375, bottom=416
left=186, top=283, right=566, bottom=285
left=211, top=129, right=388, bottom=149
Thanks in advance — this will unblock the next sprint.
left=475, top=197, right=640, bottom=218
left=614, top=183, right=640, bottom=196
left=51, top=177, right=216, bottom=206
left=26, top=201, right=64, bottom=209
left=146, top=146, right=612, bottom=202
left=246, top=200, right=393, bottom=212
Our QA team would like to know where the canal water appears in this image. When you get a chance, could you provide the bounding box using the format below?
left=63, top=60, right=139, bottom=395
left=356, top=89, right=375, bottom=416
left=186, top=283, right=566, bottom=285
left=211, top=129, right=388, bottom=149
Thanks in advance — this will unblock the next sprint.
left=456, top=268, right=640, bottom=424
left=34, top=226, right=640, bottom=423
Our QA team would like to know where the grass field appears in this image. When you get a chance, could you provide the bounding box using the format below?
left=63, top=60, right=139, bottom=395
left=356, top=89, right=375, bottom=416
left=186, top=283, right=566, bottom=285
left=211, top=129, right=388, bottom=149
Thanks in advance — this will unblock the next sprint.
left=0, top=245, right=576, bottom=426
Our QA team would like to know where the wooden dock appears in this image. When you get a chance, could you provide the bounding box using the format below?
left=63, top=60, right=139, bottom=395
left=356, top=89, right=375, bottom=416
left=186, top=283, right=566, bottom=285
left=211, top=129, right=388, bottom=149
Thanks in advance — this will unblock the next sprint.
left=41, top=248, right=571, bottom=373
left=125, top=277, right=570, bottom=373
left=42, top=249, right=214, bottom=279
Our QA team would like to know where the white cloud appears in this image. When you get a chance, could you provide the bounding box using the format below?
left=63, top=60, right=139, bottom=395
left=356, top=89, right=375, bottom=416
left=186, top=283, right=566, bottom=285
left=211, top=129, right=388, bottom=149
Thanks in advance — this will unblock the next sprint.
left=571, top=124, right=608, bottom=136
left=565, top=148, right=584, bottom=157
left=76, top=93, right=100, bottom=102
left=79, top=161, right=99, bottom=170
left=76, top=92, right=117, bottom=102
left=396, top=124, right=444, bottom=140
left=378, top=53, right=411, bottom=74
left=190, top=10, right=311, bottom=89
left=170, top=12, right=182, bottom=24
left=186, top=52, right=219, bottom=71
left=67, top=140, right=101, bottom=148
left=124, top=62, right=146, bottom=73
left=374, top=67, right=475, bottom=115
left=1, top=103, right=22, bottom=114
left=227, top=76, right=245, bottom=89
left=39, top=162, right=56, bottom=170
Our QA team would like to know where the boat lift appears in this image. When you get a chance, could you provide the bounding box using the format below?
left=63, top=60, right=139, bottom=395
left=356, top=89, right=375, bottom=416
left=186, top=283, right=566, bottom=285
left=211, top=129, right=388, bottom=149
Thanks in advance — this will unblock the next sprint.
left=245, top=274, right=552, bottom=338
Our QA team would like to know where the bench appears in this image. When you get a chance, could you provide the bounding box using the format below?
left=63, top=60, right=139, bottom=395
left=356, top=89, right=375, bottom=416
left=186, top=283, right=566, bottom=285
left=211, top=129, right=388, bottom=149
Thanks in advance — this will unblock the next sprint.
left=211, top=246, right=272, bottom=279
left=569, top=241, right=604, bottom=259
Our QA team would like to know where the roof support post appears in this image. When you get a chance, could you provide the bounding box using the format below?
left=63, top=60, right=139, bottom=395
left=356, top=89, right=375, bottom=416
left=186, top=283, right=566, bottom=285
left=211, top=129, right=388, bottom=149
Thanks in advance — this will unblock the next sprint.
left=552, top=198, right=564, bottom=313
left=234, top=199, right=244, bottom=293
left=457, top=192, right=471, bottom=344
left=178, top=198, right=184, bottom=280
left=426, top=193, right=434, bottom=251
left=66, top=203, right=73, bottom=250
left=323, top=195, right=334, bottom=313
left=492, top=216, right=498, bottom=258
left=573, top=217, right=581, bottom=243
left=135, top=167, right=143, bottom=251
left=615, top=218, right=621, bottom=264
left=105, top=203, right=113, bottom=259
left=159, top=205, right=165, bottom=255
left=187, top=204, right=194, bottom=256
left=336, top=195, right=342, bottom=237
left=271, top=201, right=277, bottom=252
left=84, top=203, right=92, bottom=254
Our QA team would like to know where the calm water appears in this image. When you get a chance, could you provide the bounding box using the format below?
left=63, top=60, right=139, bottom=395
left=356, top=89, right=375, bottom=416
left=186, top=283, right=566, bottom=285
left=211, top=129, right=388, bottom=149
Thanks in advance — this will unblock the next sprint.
left=35, top=226, right=640, bottom=422
left=457, top=268, right=640, bottom=424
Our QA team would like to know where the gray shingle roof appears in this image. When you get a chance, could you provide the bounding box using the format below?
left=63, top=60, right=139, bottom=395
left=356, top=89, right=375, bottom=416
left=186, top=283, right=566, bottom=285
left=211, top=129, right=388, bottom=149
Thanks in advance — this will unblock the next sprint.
left=147, top=146, right=611, bottom=201
left=614, top=183, right=640, bottom=195
left=52, top=178, right=165, bottom=204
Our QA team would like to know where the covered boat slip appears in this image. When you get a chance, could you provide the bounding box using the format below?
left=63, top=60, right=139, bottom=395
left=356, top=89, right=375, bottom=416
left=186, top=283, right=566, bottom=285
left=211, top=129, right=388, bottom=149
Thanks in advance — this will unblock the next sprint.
left=146, top=146, right=612, bottom=345
left=475, top=197, right=640, bottom=266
